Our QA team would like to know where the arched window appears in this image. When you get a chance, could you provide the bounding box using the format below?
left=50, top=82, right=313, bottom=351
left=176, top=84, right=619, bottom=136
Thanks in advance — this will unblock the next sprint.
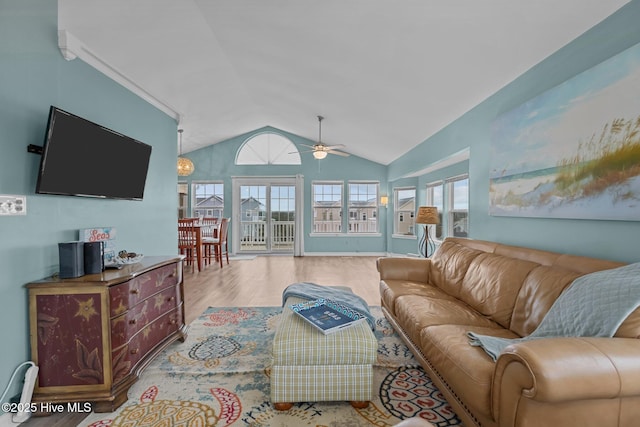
left=235, top=132, right=301, bottom=165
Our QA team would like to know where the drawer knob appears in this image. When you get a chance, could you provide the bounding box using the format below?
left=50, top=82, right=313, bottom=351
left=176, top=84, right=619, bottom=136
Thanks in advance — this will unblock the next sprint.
left=130, top=348, right=139, bottom=355
left=130, top=289, right=140, bottom=295
left=129, top=319, right=137, bottom=325
left=167, top=296, right=175, bottom=302
left=169, top=319, right=176, bottom=325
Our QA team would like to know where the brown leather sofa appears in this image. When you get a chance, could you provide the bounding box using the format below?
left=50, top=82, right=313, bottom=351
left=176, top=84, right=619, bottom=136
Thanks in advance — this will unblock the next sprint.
left=377, top=237, right=640, bottom=427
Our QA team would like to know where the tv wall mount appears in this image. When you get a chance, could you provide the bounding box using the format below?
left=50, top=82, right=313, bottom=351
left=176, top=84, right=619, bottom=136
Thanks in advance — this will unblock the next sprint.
left=27, top=144, right=43, bottom=155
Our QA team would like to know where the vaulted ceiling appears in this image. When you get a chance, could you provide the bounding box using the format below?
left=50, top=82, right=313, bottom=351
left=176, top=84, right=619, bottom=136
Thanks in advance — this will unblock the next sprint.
left=58, top=0, right=629, bottom=165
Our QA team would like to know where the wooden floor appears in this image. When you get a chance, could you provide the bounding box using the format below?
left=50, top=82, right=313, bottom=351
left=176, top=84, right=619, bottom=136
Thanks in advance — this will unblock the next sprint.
left=23, top=255, right=382, bottom=426
left=183, top=255, right=381, bottom=323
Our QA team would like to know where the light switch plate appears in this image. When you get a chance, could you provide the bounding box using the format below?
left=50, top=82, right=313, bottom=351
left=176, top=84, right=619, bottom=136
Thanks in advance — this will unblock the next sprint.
left=0, top=195, right=27, bottom=215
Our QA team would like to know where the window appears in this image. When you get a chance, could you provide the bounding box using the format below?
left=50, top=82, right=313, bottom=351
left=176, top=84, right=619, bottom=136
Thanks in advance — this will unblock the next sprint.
left=348, top=182, right=379, bottom=233
left=447, top=175, right=469, bottom=237
left=192, top=182, right=224, bottom=218
left=426, top=181, right=444, bottom=240
left=178, top=182, right=188, bottom=219
left=235, top=132, right=301, bottom=165
left=312, top=182, right=343, bottom=233
left=393, top=187, right=416, bottom=236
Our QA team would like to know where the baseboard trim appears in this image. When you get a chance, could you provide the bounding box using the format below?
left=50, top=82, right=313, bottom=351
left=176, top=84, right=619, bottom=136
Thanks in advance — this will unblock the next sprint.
left=303, top=252, right=388, bottom=257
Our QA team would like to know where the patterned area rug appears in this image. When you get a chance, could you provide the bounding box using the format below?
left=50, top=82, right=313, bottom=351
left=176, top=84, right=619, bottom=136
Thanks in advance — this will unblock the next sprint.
left=79, top=306, right=462, bottom=427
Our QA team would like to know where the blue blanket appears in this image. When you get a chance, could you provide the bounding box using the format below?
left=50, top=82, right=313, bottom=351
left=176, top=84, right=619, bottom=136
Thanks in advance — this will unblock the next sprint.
left=282, top=282, right=375, bottom=330
left=468, top=261, right=640, bottom=361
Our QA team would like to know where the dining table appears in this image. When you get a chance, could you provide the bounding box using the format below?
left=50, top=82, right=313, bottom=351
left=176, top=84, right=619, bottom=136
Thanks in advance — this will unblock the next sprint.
left=178, top=221, right=219, bottom=272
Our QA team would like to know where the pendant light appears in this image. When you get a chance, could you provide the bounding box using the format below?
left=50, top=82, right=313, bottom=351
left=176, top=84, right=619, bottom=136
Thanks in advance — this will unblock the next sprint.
left=177, top=128, right=194, bottom=176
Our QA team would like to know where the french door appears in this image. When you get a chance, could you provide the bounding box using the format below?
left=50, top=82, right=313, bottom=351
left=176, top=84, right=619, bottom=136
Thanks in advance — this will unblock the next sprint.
left=232, top=177, right=302, bottom=254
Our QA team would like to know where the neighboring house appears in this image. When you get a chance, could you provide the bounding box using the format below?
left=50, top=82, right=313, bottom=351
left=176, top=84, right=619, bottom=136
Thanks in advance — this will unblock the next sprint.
left=396, top=197, right=416, bottom=235
left=348, top=199, right=378, bottom=233
left=193, top=195, right=224, bottom=218
left=240, top=197, right=264, bottom=221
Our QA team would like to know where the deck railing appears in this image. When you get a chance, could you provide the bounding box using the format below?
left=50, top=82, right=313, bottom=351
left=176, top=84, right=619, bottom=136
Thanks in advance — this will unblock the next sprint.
left=240, top=219, right=378, bottom=251
left=240, top=221, right=295, bottom=251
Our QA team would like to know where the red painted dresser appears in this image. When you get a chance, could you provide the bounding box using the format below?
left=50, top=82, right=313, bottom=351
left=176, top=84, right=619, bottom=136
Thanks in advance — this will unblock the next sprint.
left=26, top=255, right=187, bottom=412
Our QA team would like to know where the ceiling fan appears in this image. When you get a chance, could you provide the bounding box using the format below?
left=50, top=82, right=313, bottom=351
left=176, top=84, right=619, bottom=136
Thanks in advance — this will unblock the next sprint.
left=298, top=116, right=350, bottom=159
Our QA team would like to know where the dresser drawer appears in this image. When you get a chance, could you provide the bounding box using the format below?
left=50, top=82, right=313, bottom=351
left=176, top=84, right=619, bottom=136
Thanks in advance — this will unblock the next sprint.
left=112, top=306, right=183, bottom=384
left=110, top=285, right=181, bottom=349
left=109, top=263, right=179, bottom=317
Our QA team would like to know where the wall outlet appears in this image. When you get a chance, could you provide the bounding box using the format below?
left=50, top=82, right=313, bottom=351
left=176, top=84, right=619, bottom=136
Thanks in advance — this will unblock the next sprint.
left=0, top=195, right=26, bottom=216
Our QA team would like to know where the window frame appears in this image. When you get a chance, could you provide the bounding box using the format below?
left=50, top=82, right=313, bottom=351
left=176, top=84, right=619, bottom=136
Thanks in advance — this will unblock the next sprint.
left=347, top=181, right=380, bottom=235
left=235, top=132, right=301, bottom=165
left=392, top=186, right=416, bottom=238
left=446, top=174, right=469, bottom=238
left=425, top=180, right=444, bottom=241
left=191, top=181, right=224, bottom=219
left=311, top=181, right=344, bottom=235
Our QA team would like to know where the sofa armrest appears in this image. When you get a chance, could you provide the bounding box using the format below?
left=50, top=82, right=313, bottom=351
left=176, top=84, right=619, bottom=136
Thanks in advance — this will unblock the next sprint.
left=376, top=257, right=432, bottom=283
left=492, top=337, right=640, bottom=422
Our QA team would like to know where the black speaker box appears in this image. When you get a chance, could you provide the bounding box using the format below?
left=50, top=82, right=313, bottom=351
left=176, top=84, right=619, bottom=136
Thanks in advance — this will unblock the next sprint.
left=58, top=241, right=84, bottom=278
left=84, top=241, right=104, bottom=274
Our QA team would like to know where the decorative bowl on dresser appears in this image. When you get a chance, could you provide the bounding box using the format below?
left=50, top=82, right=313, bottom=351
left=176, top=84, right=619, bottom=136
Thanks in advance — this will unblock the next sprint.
left=26, top=255, right=188, bottom=413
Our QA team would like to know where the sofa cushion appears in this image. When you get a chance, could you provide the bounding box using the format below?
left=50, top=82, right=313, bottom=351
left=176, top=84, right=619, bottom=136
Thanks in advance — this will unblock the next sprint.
left=459, top=253, right=539, bottom=329
left=380, top=279, right=457, bottom=316
left=420, top=324, right=520, bottom=420
left=509, top=265, right=581, bottom=336
left=394, top=295, right=500, bottom=345
left=430, top=240, right=484, bottom=299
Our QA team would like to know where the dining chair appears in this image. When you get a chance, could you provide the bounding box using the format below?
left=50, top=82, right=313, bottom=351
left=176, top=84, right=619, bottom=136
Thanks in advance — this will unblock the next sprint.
left=178, top=218, right=197, bottom=272
left=203, top=217, right=229, bottom=268
left=201, top=217, right=219, bottom=267
left=201, top=217, right=218, bottom=237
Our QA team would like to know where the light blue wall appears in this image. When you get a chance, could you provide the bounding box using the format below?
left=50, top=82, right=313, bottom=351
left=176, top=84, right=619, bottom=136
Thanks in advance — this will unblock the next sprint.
left=388, top=0, right=640, bottom=263
left=181, top=126, right=388, bottom=254
left=0, top=1, right=177, bottom=398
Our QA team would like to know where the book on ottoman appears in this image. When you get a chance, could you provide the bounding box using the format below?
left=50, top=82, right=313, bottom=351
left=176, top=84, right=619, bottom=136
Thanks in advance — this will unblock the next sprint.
left=290, top=298, right=367, bottom=335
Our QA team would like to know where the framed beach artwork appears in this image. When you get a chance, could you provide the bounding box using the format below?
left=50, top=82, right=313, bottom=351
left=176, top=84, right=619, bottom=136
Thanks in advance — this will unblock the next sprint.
left=489, top=42, right=640, bottom=221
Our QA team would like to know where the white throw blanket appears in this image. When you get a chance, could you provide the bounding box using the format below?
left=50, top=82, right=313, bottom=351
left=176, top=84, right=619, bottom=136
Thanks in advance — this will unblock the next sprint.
left=468, top=262, right=640, bottom=361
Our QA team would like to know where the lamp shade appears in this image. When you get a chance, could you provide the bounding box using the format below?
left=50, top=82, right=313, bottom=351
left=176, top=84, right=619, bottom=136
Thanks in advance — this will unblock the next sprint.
left=415, top=206, right=439, bottom=224
left=177, top=157, right=195, bottom=176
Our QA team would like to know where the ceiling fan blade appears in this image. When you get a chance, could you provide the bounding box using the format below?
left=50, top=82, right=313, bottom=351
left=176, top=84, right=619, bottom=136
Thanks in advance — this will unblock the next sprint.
left=328, top=149, right=350, bottom=157
left=299, top=143, right=317, bottom=149
left=325, top=144, right=346, bottom=150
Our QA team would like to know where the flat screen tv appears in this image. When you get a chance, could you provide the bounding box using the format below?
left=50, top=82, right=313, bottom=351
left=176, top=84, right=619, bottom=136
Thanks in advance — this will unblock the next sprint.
left=36, top=106, right=152, bottom=200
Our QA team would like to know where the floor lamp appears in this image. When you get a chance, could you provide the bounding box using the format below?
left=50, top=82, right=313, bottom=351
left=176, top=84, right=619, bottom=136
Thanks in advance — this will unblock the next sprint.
left=416, top=206, right=440, bottom=258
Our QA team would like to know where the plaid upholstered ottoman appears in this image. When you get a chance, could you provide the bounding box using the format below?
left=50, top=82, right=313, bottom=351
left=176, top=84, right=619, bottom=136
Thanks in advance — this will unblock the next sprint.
left=271, top=295, right=378, bottom=410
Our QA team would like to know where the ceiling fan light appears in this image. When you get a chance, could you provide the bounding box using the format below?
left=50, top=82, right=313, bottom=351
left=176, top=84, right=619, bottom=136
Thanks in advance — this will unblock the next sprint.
left=313, top=150, right=328, bottom=160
